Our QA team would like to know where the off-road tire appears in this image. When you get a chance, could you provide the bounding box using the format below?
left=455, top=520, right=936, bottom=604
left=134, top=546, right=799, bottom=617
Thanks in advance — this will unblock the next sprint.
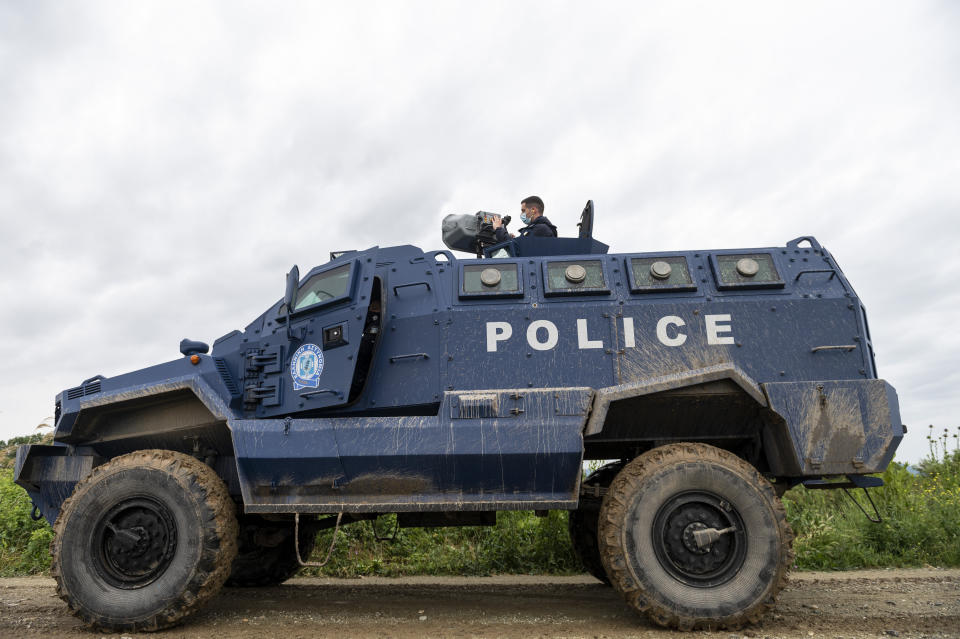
left=598, top=443, right=793, bottom=631
left=226, top=515, right=322, bottom=587
left=568, top=462, right=622, bottom=584
left=51, top=450, right=239, bottom=632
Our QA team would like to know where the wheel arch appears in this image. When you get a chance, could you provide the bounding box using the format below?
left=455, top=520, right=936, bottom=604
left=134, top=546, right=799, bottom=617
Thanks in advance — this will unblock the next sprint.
left=56, top=377, right=236, bottom=459
left=19, top=378, right=242, bottom=524
left=584, top=364, right=794, bottom=475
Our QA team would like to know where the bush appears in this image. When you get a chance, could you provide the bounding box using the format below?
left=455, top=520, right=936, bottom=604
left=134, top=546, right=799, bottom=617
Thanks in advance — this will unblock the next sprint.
left=0, top=433, right=49, bottom=470
left=783, top=426, right=960, bottom=570
left=0, top=469, right=53, bottom=576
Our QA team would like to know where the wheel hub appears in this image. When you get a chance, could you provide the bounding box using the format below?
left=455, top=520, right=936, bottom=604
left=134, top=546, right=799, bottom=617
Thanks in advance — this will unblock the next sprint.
left=681, top=522, right=711, bottom=553
left=652, top=491, right=747, bottom=588
left=94, top=497, right=177, bottom=589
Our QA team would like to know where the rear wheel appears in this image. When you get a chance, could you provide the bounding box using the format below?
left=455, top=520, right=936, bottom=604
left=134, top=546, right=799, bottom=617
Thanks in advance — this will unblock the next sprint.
left=226, top=515, right=321, bottom=587
left=51, top=450, right=238, bottom=632
left=598, top=443, right=793, bottom=630
left=568, top=462, right=621, bottom=584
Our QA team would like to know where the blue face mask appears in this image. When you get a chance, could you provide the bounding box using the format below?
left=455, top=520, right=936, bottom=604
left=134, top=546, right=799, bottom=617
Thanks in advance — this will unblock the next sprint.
left=520, top=212, right=530, bottom=224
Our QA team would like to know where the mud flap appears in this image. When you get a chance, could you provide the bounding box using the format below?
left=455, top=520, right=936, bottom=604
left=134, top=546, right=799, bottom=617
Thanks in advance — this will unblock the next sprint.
left=763, top=379, right=902, bottom=475
left=14, top=444, right=97, bottom=525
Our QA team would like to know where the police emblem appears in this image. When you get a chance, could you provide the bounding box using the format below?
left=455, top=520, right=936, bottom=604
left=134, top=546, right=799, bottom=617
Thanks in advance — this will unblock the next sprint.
left=290, top=343, right=324, bottom=390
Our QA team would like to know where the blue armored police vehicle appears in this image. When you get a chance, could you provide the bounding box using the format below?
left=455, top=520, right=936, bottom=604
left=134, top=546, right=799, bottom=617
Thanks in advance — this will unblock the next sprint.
left=15, top=202, right=902, bottom=632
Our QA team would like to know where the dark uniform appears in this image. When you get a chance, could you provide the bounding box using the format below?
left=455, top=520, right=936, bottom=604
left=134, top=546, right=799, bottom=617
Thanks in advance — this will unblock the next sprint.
left=494, top=216, right=558, bottom=243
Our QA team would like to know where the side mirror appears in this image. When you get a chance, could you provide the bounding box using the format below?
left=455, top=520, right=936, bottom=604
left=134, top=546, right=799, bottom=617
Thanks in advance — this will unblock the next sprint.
left=284, top=265, right=300, bottom=312
left=284, top=265, right=299, bottom=340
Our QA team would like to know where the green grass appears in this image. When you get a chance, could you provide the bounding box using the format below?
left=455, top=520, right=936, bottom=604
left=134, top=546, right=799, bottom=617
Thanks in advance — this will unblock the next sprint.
left=1, top=427, right=958, bottom=577
left=302, top=510, right=581, bottom=577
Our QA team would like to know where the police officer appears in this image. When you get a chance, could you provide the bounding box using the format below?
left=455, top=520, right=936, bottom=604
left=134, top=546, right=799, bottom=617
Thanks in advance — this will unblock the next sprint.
left=493, top=196, right=558, bottom=242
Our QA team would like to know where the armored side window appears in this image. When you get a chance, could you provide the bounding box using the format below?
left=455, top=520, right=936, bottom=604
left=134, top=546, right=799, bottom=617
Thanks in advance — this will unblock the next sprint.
left=627, top=257, right=696, bottom=293
left=543, top=260, right=609, bottom=296
left=294, top=263, right=353, bottom=310
left=711, top=253, right=784, bottom=290
left=460, top=263, right=522, bottom=298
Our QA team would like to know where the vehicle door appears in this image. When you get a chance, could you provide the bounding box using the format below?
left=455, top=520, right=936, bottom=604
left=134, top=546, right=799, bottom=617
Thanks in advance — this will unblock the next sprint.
left=246, top=256, right=376, bottom=417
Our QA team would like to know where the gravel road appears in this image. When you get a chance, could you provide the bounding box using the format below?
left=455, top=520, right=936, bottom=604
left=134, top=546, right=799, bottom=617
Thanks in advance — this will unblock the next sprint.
left=1, top=569, right=957, bottom=638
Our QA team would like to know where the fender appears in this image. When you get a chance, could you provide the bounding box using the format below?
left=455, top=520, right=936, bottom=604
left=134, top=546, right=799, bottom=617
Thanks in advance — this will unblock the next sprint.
left=584, top=363, right=765, bottom=437
left=54, top=357, right=235, bottom=445
left=19, top=362, right=240, bottom=524
left=584, top=363, right=902, bottom=477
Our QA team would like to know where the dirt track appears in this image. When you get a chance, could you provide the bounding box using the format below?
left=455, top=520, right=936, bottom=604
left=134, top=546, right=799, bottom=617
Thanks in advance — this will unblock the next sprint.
left=1, top=569, right=957, bottom=638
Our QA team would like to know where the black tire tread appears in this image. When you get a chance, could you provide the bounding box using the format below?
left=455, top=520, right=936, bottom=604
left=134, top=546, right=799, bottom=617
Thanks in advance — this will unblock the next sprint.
left=568, top=463, right=621, bottom=584
left=598, top=443, right=794, bottom=631
left=51, top=450, right=239, bottom=632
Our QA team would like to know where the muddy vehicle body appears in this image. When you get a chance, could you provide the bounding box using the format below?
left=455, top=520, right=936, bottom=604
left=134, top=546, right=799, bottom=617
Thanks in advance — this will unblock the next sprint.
left=16, top=203, right=902, bottom=631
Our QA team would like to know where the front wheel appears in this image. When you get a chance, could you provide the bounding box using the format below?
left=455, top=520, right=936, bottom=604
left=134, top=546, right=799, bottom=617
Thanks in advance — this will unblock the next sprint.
left=51, top=450, right=239, bottom=632
left=598, top=443, right=793, bottom=631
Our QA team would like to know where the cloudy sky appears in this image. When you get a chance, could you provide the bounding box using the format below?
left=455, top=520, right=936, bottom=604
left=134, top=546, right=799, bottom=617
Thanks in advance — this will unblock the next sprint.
left=1, top=1, right=957, bottom=463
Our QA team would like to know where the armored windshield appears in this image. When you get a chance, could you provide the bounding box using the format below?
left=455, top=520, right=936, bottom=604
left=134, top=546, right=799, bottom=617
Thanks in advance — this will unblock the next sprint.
left=294, top=264, right=351, bottom=310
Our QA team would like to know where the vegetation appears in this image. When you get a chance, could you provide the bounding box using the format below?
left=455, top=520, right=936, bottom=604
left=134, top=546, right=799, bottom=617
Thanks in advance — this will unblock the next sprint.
left=0, top=433, right=49, bottom=471
left=301, top=510, right=579, bottom=577
left=0, top=433, right=54, bottom=576
left=1, top=427, right=957, bottom=577
left=0, top=467, right=54, bottom=576
left=782, top=425, right=960, bottom=570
